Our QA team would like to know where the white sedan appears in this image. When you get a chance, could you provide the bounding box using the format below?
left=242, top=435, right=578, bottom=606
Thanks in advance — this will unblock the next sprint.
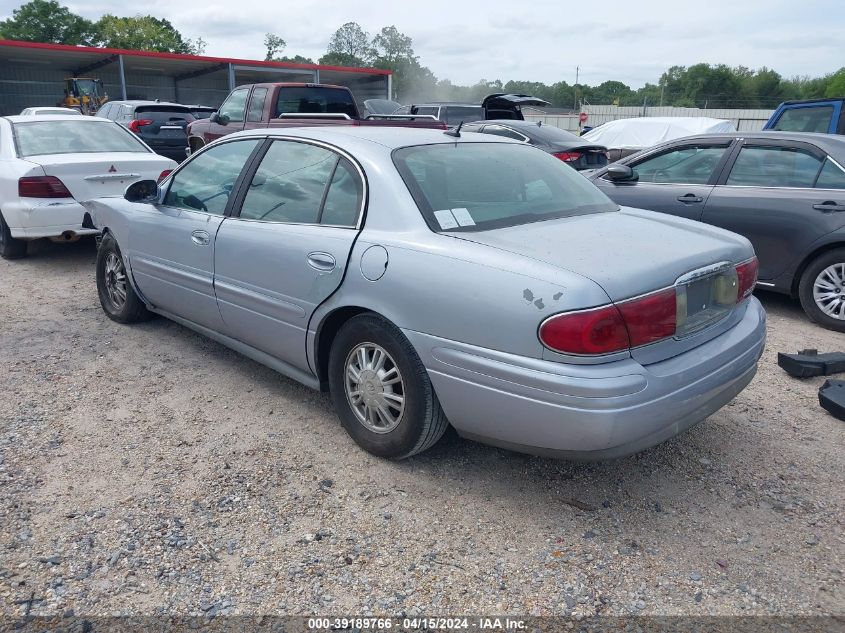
left=0, top=115, right=176, bottom=259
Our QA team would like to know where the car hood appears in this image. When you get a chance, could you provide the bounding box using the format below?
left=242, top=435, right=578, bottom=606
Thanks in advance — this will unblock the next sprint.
left=449, top=207, right=753, bottom=302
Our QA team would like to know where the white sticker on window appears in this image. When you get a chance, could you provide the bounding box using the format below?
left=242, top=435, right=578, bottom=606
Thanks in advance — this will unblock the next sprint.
left=451, top=208, right=475, bottom=226
left=434, top=209, right=459, bottom=229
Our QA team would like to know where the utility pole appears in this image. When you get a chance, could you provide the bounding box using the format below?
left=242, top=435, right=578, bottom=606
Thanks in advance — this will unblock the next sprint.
left=573, top=66, right=579, bottom=112
left=659, top=80, right=665, bottom=107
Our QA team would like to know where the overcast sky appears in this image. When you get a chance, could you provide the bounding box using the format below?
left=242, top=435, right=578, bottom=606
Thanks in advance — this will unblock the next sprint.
left=3, top=0, right=844, bottom=87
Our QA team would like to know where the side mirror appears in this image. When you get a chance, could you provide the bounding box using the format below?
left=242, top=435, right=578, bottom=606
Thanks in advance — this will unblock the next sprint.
left=125, top=179, right=160, bottom=203
left=210, top=111, right=228, bottom=125
left=606, top=164, right=638, bottom=182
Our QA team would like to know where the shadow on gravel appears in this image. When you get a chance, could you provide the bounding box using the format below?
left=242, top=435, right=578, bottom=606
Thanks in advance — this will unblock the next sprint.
left=19, top=236, right=98, bottom=263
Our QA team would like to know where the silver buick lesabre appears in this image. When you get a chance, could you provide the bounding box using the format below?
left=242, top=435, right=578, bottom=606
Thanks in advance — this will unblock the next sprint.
left=83, top=127, right=766, bottom=460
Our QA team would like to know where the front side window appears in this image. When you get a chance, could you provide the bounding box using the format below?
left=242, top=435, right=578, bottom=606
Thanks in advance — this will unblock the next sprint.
left=219, top=88, right=249, bottom=123
left=13, top=121, right=147, bottom=157
left=247, top=87, right=268, bottom=122
left=771, top=106, right=834, bottom=133
left=726, top=145, right=822, bottom=188
left=632, top=145, right=728, bottom=184
left=815, top=157, right=845, bottom=189
left=393, top=142, right=616, bottom=232
left=240, top=141, right=338, bottom=223
left=163, top=139, right=260, bottom=214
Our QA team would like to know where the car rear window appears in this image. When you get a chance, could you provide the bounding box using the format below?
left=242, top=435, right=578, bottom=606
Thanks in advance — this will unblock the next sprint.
left=274, top=87, right=357, bottom=118
left=13, top=120, right=147, bottom=157
left=393, top=142, right=617, bottom=232
left=134, top=106, right=194, bottom=122
left=444, top=106, right=483, bottom=125
left=771, top=106, right=834, bottom=133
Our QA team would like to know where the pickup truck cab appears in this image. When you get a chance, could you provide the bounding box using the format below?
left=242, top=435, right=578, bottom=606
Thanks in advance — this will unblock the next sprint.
left=188, top=83, right=444, bottom=152
left=764, top=98, right=845, bottom=135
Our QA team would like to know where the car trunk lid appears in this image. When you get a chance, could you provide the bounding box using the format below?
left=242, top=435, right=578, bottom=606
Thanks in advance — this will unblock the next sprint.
left=551, top=143, right=609, bottom=170
left=482, top=93, right=549, bottom=120
left=24, top=152, right=173, bottom=200
left=451, top=207, right=755, bottom=362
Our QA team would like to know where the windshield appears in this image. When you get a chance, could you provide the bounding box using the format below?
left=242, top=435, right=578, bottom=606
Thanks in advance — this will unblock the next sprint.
left=74, top=79, right=101, bottom=97
left=14, top=120, right=147, bottom=157
left=393, top=142, right=617, bottom=232
left=275, top=87, right=357, bottom=118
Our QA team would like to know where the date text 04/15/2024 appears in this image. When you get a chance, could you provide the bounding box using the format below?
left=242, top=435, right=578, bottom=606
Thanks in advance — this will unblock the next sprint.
left=306, top=617, right=527, bottom=630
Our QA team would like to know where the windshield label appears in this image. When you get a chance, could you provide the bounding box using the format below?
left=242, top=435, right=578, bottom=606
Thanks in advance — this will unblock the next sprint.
left=451, top=208, right=476, bottom=226
left=434, top=209, right=459, bottom=229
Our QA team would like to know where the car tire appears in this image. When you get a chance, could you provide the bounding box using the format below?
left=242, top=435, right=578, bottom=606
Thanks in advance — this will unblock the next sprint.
left=328, top=313, right=449, bottom=459
left=798, top=248, right=845, bottom=332
left=0, top=211, right=27, bottom=260
left=96, top=233, right=152, bottom=324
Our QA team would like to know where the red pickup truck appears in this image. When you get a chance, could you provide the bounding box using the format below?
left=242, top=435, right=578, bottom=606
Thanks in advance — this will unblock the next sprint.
left=187, top=83, right=445, bottom=152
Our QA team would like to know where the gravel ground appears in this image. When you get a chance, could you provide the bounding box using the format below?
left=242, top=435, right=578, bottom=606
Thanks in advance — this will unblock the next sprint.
left=0, top=238, right=842, bottom=618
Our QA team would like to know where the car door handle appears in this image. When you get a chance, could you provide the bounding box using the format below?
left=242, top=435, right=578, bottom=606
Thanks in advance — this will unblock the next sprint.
left=307, top=252, right=336, bottom=272
left=191, top=230, right=210, bottom=245
left=677, top=194, right=704, bottom=203
left=813, top=201, right=845, bottom=212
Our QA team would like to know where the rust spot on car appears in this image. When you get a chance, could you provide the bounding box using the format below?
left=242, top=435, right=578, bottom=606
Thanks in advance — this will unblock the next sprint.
left=553, top=292, right=563, bottom=300
left=523, top=289, right=534, bottom=302
left=534, top=299, right=545, bottom=309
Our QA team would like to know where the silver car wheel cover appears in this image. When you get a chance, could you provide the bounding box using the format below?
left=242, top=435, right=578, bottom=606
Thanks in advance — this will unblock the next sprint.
left=104, top=251, right=128, bottom=310
left=344, top=342, right=406, bottom=433
left=813, top=263, right=845, bottom=320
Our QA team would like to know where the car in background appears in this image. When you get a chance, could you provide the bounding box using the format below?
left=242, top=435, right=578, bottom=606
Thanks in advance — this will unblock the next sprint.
left=20, top=106, right=82, bottom=116
left=764, top=98, right=845, bottom=135
left=0, top=115, right=175, bottom=259
left=364, top=99, right=403, bottom=116
left=589, top=131, right=845, bottom=331
left=461, top=120, right=608, bottom=170
left=186, top=105, right=216, bottom=120
left=83, top=127, right=764, bottom=461
left=393, top=94, right=550, bottom=126
left=96, top=101, right=194, bottom=162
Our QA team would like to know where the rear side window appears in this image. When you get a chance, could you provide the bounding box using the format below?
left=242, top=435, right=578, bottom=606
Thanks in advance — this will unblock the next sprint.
left=393, top=142, right=616, bottom=232
left=219, top=88, right=249, bottom=123
left=247, top=87, right=268, bottom=122
left=632, top=145, right=728, bottom=184
left=164, top=139, right=260, bottom=215
left=240, top=141, right=337, bottom=223
left=771, top=106, right=834, bottom=133
left=726, top=145, right=822, bottom=188
left=481, top=125, right=528, bottom=142
left=321, top=159, right=363, bottom=226
left=13, top=121, right=147, bottom=156
left=274, top=87, right=357, bottom=118
left=815, top=158, right=845, bottom=189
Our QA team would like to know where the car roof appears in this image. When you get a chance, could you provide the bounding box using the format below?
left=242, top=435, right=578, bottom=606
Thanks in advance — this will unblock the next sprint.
left=410, top=102, right=482, bottom=107
left=671, top=130, right=845, bottom=149
left=3, top=114, right=116, bottom=123
left=225, top=125, right=518, bottom=150
left=107, top=101, right=189, bottom=108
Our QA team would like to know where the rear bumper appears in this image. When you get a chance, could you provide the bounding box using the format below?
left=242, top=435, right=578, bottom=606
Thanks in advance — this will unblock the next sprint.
left=406, top=298, right=766, bottom=460
left=3, top=199, right=100, bottom=239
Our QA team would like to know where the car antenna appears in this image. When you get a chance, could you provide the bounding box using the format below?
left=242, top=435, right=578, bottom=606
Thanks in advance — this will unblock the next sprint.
left=444, top=121, right=463, bottom=138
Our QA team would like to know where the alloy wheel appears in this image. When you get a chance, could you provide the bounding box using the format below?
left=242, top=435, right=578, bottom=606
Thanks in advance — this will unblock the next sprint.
left=813, top=263, right=845, bottom=320
left=104, top=251, right=128, bottom=311
left=344, top=342, right=406, bottom=433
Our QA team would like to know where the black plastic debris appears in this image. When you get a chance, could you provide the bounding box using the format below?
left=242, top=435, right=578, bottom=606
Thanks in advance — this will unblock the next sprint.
left=777, top=349, right=845, bottom=378
left=819, top=380, right=845, bottom=421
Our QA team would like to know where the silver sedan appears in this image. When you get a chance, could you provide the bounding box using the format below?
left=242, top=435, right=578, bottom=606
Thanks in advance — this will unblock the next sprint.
left=83, top=127, right=766, bottom=460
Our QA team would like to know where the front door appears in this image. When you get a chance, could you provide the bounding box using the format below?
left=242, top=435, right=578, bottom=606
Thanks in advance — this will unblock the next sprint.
left=213, top=138, right=365, bottom=373
left=594, top=141, right=734, bottom=221
left=702, top=140, right=845, bottom=281
left=128, top=138, right=262, bottom=330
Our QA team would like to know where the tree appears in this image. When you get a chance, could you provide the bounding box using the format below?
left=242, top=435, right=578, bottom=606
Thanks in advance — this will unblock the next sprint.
left=264, top=33, right=286, bottom=61
left=0, top=0, right=94, bottom=45
left=372, top=25, right=414, bottom=66
left=322, top=22, right=374, bottom=67
left=825, top=68, right=845, bottom=98
left=93, top=14, right=203, bottom=54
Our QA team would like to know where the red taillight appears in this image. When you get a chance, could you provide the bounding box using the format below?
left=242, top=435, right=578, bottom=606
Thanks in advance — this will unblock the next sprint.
left=540, top=304, right=630, bottom=355
left=540, top=288, right=678, bottom=355
left=553, top=151, right=582, bottom=162
left=128, top=118, right=153, bottom=133
left=158, top=170, right=173, bottom=183
left=735, top=257, right=759, bottom=301
left=18, top=176, right=72, bottom=198
left=617, top=288, right=677, bottom=347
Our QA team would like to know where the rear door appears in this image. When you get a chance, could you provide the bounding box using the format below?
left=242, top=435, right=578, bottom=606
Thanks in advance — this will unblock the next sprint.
left=213, top=138, right=365, bottom=373
left=593, top=140, right=735, bottom=221
left=128, top=138, right=262, bottom=330
left=701, top=139, right=845, bottom=281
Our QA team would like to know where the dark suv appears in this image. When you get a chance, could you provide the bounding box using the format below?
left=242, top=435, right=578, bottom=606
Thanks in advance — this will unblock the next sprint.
left=96, top=101, right=194, bottom=162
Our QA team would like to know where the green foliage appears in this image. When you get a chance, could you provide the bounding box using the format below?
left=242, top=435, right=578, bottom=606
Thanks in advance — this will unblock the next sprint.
left=323, top=22, right=374, bottom=67
left=93, top=14, right=202, bottom=54
left=264, top=33, right=286, bottom=61
left=826, top=68, right=845, bottom=98
left=0, top=0, right=94, bottom=45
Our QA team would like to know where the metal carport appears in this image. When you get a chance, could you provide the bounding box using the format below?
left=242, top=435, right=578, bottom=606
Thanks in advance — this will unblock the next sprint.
left=0, top=39, right=392, bottom=115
